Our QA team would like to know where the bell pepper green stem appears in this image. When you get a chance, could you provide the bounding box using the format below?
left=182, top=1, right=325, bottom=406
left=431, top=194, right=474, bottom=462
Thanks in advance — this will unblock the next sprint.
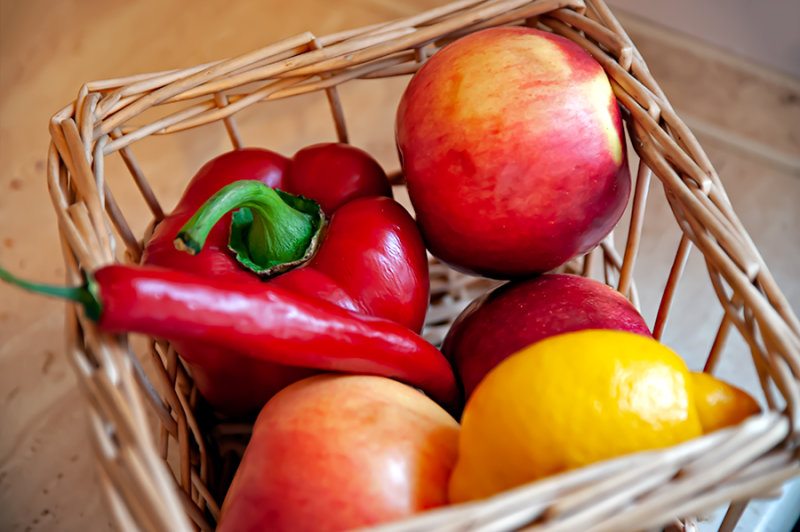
left=0, top=264, right=102, bottom=321
left=175, top=180, right=317, bottom=269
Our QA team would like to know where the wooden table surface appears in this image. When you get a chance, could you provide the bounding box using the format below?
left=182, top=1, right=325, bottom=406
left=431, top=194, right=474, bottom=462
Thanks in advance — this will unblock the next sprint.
left=1, top=1, right=798, bottom=531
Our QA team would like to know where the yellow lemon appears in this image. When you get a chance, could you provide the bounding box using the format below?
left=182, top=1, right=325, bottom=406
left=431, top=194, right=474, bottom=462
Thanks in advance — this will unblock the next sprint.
left=448, top=329, right=703, bottom=503
left=690, top=371, right=760, bottom=433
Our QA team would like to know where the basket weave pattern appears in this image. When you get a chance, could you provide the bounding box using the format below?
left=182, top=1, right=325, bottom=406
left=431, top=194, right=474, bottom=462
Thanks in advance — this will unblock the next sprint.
left=44, top=0, right=799, bottom=530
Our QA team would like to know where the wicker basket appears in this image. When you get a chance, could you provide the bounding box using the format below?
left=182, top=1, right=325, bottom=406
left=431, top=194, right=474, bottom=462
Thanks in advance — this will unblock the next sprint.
left=44, top=0, right=799, bottom=530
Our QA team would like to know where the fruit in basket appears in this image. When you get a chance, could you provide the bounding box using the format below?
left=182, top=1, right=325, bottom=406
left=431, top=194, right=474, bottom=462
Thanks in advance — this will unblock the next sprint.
left=396, top=27, right=630, bottom=278
left=690, top=371, right=760, bottom=433
left=442, top=273, right=651, bottom=398
left=139, top=145, right=431, bottom=414
left=217, top=374, right=460, bottom=532
left=448, top=330, right=703, bottom=503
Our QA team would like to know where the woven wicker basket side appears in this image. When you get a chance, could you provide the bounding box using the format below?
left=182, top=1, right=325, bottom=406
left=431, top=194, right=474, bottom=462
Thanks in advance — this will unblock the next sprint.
left=44, top=0, right=800, bottom=531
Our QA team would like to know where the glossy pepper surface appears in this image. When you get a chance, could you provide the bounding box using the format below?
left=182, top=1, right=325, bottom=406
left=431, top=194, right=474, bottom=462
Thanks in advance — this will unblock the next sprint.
left=140, top=145, right=431, bottom=413
left=141, top=143, right=393, bottom=284
left=0, top=264, right=459, bottom=414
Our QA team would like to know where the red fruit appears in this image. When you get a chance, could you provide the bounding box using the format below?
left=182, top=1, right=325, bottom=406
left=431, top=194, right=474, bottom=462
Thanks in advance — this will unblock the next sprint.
left=217, top=375, right=460, bottom=532
left=442, top=274, right=651, bottom=398
left=396, top=27, right=630, bottom=278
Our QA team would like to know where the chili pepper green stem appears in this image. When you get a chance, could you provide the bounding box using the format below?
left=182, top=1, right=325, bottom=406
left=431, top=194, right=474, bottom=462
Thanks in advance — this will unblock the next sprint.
left=0, top=264, right=101, bottom=321
left=175, top=180, right=318, bottom=270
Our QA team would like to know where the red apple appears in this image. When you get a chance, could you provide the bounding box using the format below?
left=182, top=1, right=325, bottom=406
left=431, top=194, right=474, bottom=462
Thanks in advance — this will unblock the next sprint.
left=442, top=274, right=651, bottom=399
left=396, top=27, right=630, bottom=278
left=216, top=374, right=460, bottom=532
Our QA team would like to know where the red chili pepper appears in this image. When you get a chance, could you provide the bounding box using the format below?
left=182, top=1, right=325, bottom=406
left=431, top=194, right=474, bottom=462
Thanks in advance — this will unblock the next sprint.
left=139, top=145, right=430, bottom=413
left=0, top=264, right=460, bottom=415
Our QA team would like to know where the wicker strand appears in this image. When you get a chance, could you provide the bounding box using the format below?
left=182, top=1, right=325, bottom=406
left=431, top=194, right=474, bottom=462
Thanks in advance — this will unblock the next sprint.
left=46, top=146, right=95, bottom=268
left=66, top=203, right=108, bottom=271
left=678, top=198, right=799, bottom=414
left=110, top=128, right=165, bottom=222
left=617, top=160, right=652, bottom=300
left=74, top=84, right=91, bottom=155
left=89, top=60, right=216, bottom=97
left=653, top=233, right=692, bottom=340
left=213, top=93, right=245, bottom=150
left=540, top=17, right=714, bottom=197
left=96, top=32, right=322, bottom=137
left=92, top=136, right=139, bottom=261
left=154, top=41, right=318, bottom=105
left=586, top=416, right=791, bottom=531
left=310, top=37, right=350, bottom=144
left=718, top=500, right=748, bottom=532
left=615, top=102, right=760, bottom=279
left=61, top=119, right=114, bottom=264
left=704, top=312, right=735, bottom=373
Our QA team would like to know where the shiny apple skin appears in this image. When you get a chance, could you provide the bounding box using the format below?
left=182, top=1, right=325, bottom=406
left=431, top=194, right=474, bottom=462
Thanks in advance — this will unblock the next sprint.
left=396, top=27, right=630, bottom=278
left=217, top=374, right=460, bottom=532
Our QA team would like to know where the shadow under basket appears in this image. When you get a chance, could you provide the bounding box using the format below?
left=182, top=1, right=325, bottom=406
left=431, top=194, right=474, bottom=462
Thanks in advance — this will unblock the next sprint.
left=44, top=0, right=799, bottom=530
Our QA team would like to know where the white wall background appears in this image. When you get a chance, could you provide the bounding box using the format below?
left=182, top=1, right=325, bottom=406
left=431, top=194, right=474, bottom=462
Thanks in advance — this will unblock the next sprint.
left=606, top=0, right=800, bottom=78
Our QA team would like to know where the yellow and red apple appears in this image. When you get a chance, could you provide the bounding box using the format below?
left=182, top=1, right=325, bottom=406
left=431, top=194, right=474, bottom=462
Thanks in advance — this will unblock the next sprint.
left=396, top=27, right=630, bottom=278
left=216, top=374, right=459, bottom=532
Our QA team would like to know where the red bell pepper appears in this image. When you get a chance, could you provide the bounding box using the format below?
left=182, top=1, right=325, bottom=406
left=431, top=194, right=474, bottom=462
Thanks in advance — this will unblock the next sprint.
left=176, top=179, right=430, bottom=332
left=140, top=147, right=290, bottom=284
left=139, top=144, right=431, bottom=413
left=141, top=143, right=393, bottom=284
left=0, top=264, right=459, bottom=414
